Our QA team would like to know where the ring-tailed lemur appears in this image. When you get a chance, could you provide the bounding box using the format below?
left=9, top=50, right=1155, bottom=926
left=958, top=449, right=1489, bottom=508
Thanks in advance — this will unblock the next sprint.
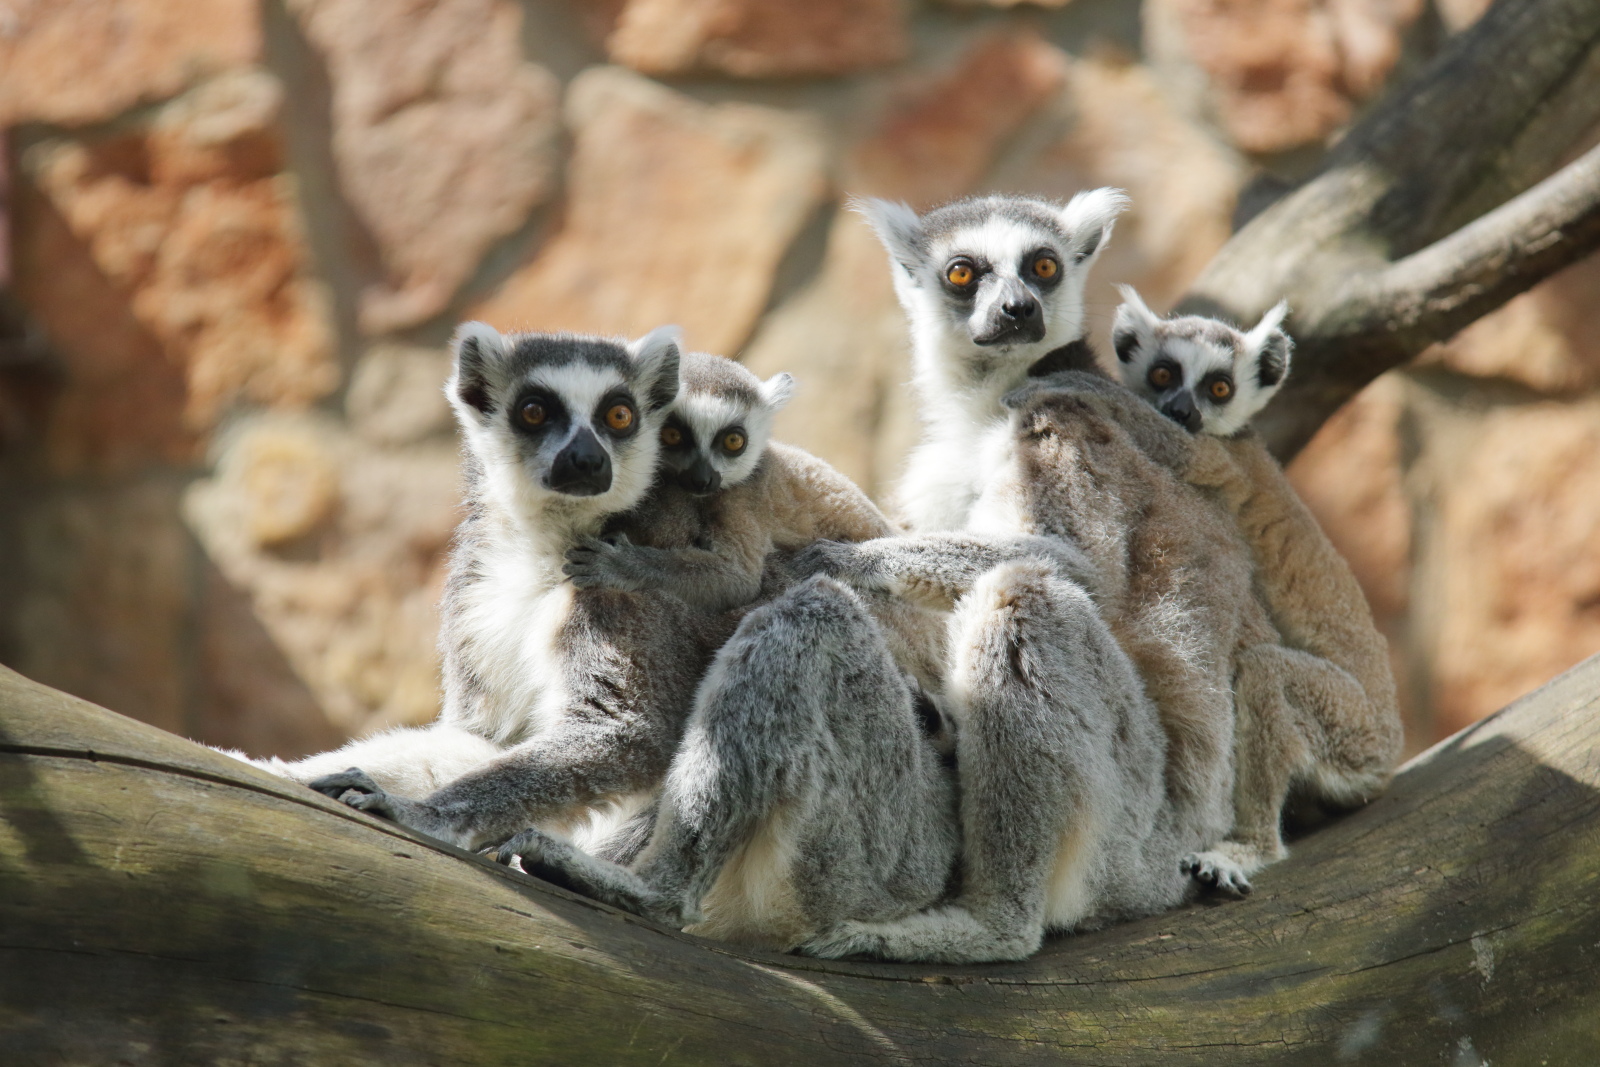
left=1104, top=289, right=1404, bottom=885
left=255, top=323, right=750, bottom=854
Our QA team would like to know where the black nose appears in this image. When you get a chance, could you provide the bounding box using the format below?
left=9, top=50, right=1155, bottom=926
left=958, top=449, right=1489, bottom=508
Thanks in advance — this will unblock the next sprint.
left=549, top=430, right=613, bottom=495
left=679, top=458, right=720, bottom=496
left=1001, top=297, right=1039, bottom=321
left=1161, top=392, right=1203, bottom=434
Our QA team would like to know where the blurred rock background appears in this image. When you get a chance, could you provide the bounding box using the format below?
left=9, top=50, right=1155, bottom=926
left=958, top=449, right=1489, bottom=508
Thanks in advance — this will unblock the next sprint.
left=0, top=0, right=1592, bottom=759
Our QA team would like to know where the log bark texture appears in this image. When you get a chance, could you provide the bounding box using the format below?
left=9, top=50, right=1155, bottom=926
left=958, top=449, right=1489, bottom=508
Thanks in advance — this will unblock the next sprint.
left=3, top=659, right=1599, bottom=1065
left=1181, top=0, right=1600, bottom=460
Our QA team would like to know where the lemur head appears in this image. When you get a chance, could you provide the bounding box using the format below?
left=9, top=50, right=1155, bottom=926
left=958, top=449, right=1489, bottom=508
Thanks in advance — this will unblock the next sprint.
left=1112, top=287, right=1292, bottom=437
left=447, top=322, right=681, bottom=521
left=856, top=190, right=1129, bottom=389
left=657, top=351, right=795, bottom=496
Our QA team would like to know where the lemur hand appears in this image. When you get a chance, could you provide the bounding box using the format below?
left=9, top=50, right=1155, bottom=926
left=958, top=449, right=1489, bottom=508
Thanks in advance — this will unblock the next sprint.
left=564, top=534, right=649, bottom=592
left=791, top=539, right=888, bottom=591
left=308, top=767, right=402, bottom=821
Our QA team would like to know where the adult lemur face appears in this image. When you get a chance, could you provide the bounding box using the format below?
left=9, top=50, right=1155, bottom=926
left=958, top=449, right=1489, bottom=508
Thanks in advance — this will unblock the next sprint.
left=448, top=322, right=681, bottom=513
left=857, top=190, right=1129, bottom=375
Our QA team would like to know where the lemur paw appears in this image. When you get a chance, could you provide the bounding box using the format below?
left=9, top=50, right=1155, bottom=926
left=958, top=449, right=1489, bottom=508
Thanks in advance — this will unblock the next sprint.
left=798, top=921, right=886, bottom=961
left=564, top=536, right=644, bottom=591
left=791, top=540, right=882, bottom=590
left=307, top=767, right=400, bottom=821
left=1182, top=850, right=1253, bottom=897
left=483, top=827, right=557, bottom=870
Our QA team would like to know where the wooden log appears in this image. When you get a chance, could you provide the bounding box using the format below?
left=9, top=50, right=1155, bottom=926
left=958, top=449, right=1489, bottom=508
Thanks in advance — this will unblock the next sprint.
left=3, top=658, right=1599, bottom=1065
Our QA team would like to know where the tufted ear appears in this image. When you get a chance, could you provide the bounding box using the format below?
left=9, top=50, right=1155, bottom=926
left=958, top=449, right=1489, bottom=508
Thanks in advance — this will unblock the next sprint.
left=760, top=372, right=797, bottom=412
left=1111, top=285, right=1160, bottom=365
left=853, top=197, right=925, bottom=278
left=628, top=325, right=683, bottom=413
left=1059, top=187, right=1131, bottom=262
left=1245, top=301, right=1293, bottom=388
left=449, top=321, right=508, bottom=416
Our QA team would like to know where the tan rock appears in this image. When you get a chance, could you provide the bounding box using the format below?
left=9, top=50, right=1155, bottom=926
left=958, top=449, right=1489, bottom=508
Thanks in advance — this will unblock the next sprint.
left=24, top=72, right=338, bottom=430
left=987, top=53, right=1246, bottom=324
left=606, top=0, right=908, bottom=78
left=1420, top=399, right=1600, bottom=738
left=1143, top=0, right=1424, bottom=153
left=230, top=425, right=342, bottom=548
left=286, top=0, right=561, bottom=334
left=1435, top=0, right=1493, bottom=32
left=185, top=414, right=461, bottom=734
left=0, top=0, right=260, bottom=127
left=9, top=169, right=194, bottom=475
left=346, top=343, right=456, bottom=445
left=849, top=31, right=1070, bottom=208
left=474, top=66, right=828, bottom=357
left=1418, top=254, right=1600, bottom=394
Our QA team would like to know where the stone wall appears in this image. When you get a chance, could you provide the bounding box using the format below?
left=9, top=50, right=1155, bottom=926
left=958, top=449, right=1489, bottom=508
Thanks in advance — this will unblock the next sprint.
left=0, top=0, right=1593, bottom=758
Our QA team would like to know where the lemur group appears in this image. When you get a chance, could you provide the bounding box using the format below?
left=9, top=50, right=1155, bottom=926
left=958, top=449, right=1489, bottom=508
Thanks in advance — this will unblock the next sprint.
left=240, top=190, right=1404, bottom=964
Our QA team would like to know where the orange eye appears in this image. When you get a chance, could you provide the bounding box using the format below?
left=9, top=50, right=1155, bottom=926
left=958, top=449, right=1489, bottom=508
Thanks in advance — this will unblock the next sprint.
left=661, top=425, right=682, bottom=446
left=1033, top=256, right=1058, bottom=279
left=605, top=404, right=635, bottom=432
left=1210, top=379, right=1233, bottom=400
left=946, top=262, right=975, bottom=287
left=520, top=400, right=546, bottom=426
left=1148, top=366, right=1173, bottom=389
left=721, top=430, right=746, bottom=454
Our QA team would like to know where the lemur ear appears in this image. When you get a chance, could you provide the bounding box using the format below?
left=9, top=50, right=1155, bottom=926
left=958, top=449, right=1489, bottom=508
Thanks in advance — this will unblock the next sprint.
left=449, top=321, right=507, bottom=415
left=1060, top=187, right=1130, bottom=261
left=1246, top=301, right=1293, bottom=388
left=1111, top=285, right=1158, bottom=364
left=628, top=325, right=683, bottom=413
left=853, top=197, right=924, bottom=276
left=760, top=372, right=797, bottom=411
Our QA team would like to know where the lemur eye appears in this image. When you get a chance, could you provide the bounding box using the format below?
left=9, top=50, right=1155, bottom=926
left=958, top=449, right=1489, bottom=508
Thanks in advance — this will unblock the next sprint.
left=661, top=425, right=682, bottom=446
left=720, top=430, right=746, bottom=454
left=1148, top=366, right=1174, bottom=389
left=1032, top=256, right=1058, bottom=279
left=946, top=261, right=976, bottom=287
left=1209, top=378, right=1234, bottom=401
left=519, top=400, right=546, bottom=427
left=605, top=403, right=635, bottom=432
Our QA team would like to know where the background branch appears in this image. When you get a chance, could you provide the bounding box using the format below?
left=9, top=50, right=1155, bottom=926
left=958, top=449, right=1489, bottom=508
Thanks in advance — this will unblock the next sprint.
left=1180, top=0, right=1600, bottom=459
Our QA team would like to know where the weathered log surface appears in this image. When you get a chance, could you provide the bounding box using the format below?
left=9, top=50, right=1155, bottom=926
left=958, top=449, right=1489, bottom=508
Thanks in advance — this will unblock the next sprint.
left=3, top=659, right=1599, bottom=1065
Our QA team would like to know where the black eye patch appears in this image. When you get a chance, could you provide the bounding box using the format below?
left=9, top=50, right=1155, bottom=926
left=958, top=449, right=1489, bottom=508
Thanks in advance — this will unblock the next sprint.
left=510, top=389, right=568, bottom=437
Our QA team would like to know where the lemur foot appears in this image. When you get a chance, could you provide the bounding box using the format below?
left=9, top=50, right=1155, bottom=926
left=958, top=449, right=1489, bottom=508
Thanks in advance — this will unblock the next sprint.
left=1182, top=850, right=1254, bottom=897
left=563, top=534, right=645, bottom=592
left=798, top=920, right=886, bottom=961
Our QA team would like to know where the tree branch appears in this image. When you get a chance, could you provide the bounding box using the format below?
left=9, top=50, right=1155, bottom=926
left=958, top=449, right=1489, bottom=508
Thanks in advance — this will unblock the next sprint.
left=1255, top=142, right=1600, bottom=456
left=1179, top=0, right=1600, bottom=460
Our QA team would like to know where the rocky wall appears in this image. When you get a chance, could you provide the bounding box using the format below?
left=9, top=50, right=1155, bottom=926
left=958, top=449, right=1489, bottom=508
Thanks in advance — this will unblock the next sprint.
left=0, top=0, right=1593, bottom=759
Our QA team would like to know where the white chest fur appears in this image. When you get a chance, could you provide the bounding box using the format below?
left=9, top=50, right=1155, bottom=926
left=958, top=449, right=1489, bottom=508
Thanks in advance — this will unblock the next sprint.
left=453, top=543, right=574, bottom=744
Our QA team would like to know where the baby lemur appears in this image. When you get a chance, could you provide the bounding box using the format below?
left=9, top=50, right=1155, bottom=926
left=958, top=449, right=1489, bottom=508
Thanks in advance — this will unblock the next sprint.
left=1108, top=288, right=1404, bottom=883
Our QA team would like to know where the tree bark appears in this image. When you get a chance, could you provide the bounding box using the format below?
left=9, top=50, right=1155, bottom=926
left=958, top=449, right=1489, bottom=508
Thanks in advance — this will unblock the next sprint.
left=1180, top=0, right=1600, bottom=461
left=4, top=658, right=1599, bottom=1065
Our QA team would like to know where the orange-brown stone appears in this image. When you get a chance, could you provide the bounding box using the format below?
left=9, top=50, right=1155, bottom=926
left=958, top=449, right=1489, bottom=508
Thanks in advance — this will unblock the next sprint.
left=607, top=0, right=908, bottom=78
